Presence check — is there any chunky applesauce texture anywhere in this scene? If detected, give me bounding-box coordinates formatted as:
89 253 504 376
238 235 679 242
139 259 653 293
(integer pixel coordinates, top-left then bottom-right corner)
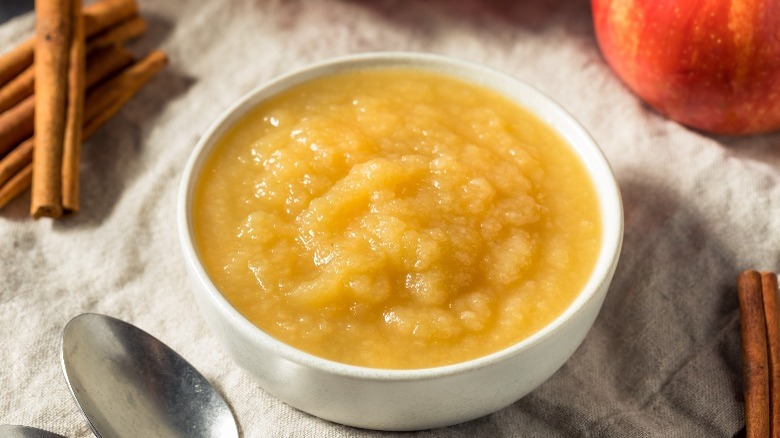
193 68 601 369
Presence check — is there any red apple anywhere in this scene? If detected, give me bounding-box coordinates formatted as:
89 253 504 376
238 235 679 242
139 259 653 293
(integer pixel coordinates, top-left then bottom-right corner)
591 0 780 135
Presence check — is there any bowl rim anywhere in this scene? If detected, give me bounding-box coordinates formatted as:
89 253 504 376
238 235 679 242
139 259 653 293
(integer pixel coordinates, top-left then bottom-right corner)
177 51 623 381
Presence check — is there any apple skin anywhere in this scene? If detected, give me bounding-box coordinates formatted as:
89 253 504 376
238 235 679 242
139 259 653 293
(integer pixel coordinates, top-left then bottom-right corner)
592 0 780 135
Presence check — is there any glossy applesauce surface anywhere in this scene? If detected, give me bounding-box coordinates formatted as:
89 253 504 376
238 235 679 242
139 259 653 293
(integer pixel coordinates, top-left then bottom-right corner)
193 68 601 369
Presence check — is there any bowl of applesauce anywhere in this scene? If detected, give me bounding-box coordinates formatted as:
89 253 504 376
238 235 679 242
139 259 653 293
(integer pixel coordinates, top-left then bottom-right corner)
177 52 623 431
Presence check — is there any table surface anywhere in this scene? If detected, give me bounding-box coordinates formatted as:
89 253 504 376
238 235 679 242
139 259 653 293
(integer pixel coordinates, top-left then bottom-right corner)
1 1 778 436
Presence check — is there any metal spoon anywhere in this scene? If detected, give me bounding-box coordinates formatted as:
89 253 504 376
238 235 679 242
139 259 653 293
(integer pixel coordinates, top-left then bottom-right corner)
0 425 66 438
60 313 238 438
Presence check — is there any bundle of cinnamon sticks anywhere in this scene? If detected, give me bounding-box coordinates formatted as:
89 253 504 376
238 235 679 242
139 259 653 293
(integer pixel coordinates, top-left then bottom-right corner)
738 270 780 438
0 0 167 217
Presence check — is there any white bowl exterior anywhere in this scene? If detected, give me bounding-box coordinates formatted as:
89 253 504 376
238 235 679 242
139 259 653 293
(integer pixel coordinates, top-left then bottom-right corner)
178 52 623 431
186 259 611 430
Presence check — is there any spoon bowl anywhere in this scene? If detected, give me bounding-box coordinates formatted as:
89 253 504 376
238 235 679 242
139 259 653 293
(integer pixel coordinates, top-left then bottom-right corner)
60 313 238 438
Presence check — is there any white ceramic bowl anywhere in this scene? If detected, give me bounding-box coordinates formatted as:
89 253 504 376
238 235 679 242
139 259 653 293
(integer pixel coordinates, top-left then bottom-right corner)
177 52 623 431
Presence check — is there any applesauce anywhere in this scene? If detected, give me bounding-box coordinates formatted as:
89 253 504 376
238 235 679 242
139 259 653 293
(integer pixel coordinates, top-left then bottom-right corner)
193 68 601 369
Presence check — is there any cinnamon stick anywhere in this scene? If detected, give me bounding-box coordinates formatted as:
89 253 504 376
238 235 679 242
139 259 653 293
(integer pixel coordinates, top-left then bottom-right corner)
62 0 86 214
0 39 34 89
87 16 146 53
31 0 75 218
0 50 167 210
0 63 34 114
0 96 34 156
0 163 31 210
85 46 135 93
0 20 140 116
761 272 780 437
739 270 771 438
82 0 139 36
0 45 133 160
0 0 138 89
0 139 32 189
82 50 167 123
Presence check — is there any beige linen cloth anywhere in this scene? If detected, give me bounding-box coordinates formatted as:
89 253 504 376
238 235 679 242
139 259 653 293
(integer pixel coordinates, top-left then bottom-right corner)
1 0 778 436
